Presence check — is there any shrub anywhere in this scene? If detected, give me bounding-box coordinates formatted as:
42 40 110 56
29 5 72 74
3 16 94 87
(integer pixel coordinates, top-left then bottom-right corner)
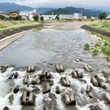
98 12 107 20
95 42 101 48
84 43 90 50
102 46 110 56
40 16 44 22
92 49 100 56
33 15 39 22
56 15 60 20
0 15 5 20
15 16 22 20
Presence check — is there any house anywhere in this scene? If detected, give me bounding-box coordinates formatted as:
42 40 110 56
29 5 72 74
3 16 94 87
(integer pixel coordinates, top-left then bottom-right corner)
9 11 19 19
41 15 57 20
19 9 39 21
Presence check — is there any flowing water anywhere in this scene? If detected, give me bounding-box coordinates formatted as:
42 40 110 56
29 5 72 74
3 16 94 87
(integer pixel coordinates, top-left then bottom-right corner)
0 28 109 110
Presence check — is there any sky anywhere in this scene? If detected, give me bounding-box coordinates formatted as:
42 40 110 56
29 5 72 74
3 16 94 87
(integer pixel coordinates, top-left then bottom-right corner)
0 0 110 10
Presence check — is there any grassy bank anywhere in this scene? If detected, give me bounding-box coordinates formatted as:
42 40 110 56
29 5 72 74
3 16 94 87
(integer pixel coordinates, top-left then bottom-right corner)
90 20 110 32
84 32 110 61
0 20 38 31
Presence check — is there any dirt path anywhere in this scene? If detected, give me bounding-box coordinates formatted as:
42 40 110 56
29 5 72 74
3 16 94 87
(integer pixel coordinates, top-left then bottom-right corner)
44 21 90 30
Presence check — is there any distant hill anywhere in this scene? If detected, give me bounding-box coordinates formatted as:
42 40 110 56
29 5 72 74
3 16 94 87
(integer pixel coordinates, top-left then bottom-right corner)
0 3 104 17
0 3 33 12
44 6 103 17
0 3 54 14
36 8 55 14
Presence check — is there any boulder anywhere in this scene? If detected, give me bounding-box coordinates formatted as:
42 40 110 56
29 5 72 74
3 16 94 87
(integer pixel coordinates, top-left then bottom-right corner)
55 64 64 73
100 82 110 90
21 90 35 105
95 105 101 110
89 105 96 110
31 75 40 85
103 92 110 103
43 83 51 94
63 93 76 105
64 94 70 105
69 93 76 105
21 90 27 105
13 85 19 94
27 92 35 105
14 72 18 79
41 70 51 80
107 76 110 84
8 73 14 79
83 64 93 72
56 86 60 94
102 69 110 76
27 65 35 73
23 75 29 84
76 69 83 78
72 70 78 78
0 66 8 73
91 77 98 87
60 77 71 86
3 106 9 110
86 85 92 93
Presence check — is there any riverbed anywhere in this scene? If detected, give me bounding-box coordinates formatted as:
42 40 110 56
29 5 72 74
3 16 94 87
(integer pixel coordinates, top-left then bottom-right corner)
0 21 109 110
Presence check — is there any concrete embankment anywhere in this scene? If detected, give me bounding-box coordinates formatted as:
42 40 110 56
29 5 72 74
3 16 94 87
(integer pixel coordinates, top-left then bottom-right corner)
81 25 110 37
0 24 42 51
0 24 42 40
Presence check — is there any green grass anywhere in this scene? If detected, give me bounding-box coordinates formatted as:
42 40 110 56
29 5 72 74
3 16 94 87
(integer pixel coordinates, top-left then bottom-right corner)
99 35 110 42
84 43 90 50
106 56 110 61
101 46 110 56
94 42 102 48
90 20 110 32
34 27 43 31
92 49 100 56
0 20 38 31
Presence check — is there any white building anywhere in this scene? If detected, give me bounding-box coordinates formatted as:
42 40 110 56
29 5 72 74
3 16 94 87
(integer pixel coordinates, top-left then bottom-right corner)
59 14 73 19
59 13 83 20
41 15 57 20
19 9 39 21
0 10 9 18
83 16 87 19
106 15 110 19
73 13 82 19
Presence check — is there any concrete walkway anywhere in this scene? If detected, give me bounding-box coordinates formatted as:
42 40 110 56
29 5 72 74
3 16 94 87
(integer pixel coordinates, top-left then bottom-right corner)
0 30 30 51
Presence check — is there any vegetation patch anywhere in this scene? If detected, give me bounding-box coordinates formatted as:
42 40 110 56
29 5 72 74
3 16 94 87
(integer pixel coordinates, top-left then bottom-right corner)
90 20 110 32
84 43 90 50
34 26 43 31
101 46 110 56
0 20 38 31
92 49 100 56
94 42 102 48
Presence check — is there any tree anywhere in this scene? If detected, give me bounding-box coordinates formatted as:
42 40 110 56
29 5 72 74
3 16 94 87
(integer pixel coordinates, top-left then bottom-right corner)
33 15 39 22
0 15 5 20
56 15 59 20
98 13 107 20
15 15 22 20
40 16 44 22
